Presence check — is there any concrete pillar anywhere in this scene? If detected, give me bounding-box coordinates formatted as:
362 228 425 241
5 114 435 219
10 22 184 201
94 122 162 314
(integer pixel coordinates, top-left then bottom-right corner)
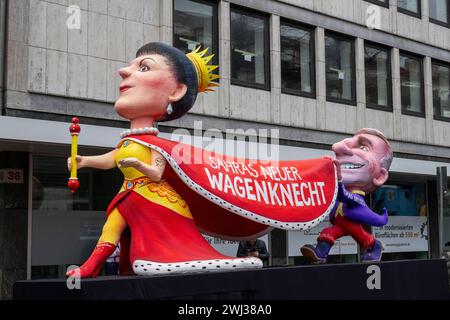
391 48 402 140
218 0 230 118
355 37 366 129
270 14 281 124
419 0 430 43
159 0 173 45
423 56 434 144
315 27 326 130
390 0 398 34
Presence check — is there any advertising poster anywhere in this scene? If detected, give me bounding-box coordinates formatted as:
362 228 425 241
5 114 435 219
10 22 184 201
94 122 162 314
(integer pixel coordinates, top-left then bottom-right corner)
373 216 428 253
288 216 429 256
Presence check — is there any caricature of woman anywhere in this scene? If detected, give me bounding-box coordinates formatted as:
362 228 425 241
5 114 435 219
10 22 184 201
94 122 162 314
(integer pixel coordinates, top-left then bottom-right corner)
66 42 338 278
66 43 265 278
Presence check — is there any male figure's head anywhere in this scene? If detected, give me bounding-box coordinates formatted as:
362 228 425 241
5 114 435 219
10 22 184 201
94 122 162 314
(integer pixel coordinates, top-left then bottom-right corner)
332 128 393 193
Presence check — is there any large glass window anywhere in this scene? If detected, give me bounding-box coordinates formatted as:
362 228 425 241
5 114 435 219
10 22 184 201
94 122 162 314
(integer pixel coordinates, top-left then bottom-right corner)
429 0 450 26
432 60 450 120
173 0 218 65
325 32 356 104
371 182 428 260
400 52 424 116
280 21 315 97
230 7 270 90
365 43 392 110
397 0 421 17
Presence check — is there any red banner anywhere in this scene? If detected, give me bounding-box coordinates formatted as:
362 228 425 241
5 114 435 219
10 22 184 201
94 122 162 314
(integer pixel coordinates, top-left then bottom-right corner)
123 135 338 240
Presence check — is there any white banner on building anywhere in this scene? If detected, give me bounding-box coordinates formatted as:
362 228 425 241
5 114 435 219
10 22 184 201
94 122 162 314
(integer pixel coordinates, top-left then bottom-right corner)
373 216 428 253
288 216 429 256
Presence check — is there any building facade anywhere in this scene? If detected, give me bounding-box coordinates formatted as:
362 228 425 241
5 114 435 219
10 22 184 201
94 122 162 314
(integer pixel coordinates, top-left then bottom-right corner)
1 0 450 299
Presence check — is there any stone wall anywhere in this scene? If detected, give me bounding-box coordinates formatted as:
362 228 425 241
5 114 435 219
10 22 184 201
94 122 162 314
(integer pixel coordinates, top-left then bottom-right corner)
4 0 450 152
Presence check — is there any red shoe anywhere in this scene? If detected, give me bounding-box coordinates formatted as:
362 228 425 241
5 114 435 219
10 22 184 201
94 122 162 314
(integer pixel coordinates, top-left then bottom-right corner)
66 242 116 278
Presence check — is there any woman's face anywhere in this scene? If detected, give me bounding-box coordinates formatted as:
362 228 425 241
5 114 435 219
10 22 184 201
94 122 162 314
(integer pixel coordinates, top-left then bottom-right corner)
115 53 187 121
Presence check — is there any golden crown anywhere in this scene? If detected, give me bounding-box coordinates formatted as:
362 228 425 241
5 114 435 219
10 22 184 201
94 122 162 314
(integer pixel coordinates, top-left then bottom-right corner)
186 47 220 93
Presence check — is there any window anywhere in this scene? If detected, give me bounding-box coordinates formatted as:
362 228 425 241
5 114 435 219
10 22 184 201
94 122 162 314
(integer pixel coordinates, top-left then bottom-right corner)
400 52 424 116
230 7 270 90
173 0 218 65
397 0 421 17
371 182 429 260
432 60 450 120
364 0 389 8
429 0 450 26
280 20 315 97
325 32 356 105
364 43 392 110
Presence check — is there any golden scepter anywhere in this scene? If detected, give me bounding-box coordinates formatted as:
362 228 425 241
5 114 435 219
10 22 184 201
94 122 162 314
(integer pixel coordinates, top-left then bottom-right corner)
68 117 81 193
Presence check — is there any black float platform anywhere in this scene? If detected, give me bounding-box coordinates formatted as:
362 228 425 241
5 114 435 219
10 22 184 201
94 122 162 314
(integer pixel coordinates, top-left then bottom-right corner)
14 259 449 300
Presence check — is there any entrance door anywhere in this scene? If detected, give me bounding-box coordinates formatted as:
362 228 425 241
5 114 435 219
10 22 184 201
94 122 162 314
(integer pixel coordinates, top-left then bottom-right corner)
437 167 450 256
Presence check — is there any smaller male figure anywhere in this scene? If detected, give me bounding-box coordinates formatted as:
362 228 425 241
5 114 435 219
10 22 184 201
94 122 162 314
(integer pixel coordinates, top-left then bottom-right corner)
301 128 392 263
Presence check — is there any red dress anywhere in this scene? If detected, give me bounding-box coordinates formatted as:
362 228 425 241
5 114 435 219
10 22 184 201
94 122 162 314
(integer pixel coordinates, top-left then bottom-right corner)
108 138 263 275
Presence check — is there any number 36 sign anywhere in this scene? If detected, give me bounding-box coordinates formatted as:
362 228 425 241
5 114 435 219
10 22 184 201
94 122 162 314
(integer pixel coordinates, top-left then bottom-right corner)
0 169 24 184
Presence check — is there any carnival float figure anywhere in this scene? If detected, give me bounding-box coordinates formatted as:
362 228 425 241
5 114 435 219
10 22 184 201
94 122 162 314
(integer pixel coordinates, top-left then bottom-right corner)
66 42 339 278
301 128 393 263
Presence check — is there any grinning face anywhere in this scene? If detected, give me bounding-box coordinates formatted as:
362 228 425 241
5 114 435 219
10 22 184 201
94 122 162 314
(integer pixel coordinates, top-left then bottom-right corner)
332 133 390 192
114 54 187 122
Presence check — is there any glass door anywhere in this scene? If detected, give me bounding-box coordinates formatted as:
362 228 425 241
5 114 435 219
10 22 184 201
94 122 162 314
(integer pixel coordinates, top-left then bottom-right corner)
437 166 449 257
31 154 122 279
442 181 450 253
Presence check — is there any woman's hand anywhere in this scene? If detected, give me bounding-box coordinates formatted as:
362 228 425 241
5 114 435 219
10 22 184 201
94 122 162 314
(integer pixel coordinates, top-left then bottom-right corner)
67 155 85 171
118 157 142 169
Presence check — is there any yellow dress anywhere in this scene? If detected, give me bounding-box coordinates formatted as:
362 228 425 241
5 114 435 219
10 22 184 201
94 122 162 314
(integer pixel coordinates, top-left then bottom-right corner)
113 139 192 219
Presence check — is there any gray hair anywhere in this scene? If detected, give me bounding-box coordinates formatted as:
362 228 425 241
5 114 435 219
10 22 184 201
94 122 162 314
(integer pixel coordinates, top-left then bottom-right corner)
355 128 393 171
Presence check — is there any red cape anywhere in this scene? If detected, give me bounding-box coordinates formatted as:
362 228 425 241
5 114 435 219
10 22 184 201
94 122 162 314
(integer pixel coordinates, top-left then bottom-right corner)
114 134 337 240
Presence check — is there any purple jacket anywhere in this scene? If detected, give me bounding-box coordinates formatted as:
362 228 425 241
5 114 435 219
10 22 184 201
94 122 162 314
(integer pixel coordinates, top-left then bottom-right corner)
329 182 388 227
